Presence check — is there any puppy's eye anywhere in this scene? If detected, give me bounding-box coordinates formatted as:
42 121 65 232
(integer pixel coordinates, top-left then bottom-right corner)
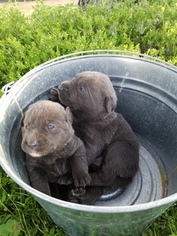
78 86 85 93
47 124 55 130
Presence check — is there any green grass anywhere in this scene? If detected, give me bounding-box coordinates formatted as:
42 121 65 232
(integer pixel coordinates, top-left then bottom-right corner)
1 0 177 235
0 167 66 236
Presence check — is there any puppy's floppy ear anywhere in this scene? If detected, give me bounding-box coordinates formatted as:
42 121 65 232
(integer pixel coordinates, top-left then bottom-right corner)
65 107 73 124
104 96 117 113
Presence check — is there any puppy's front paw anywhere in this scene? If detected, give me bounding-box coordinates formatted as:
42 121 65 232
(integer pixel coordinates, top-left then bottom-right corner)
68 187 86 203
49 87 60 102
73 172 91 188
70 186 104 205
71 187 86 197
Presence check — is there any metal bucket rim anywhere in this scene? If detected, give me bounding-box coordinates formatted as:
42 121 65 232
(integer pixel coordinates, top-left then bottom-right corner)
6 50 177 89
3 50 177 99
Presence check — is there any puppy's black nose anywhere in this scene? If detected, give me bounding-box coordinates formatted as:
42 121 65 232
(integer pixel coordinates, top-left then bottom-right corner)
27 141 38 148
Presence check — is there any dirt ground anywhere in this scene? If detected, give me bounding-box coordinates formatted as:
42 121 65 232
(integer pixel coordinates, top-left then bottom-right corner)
0 0 78 15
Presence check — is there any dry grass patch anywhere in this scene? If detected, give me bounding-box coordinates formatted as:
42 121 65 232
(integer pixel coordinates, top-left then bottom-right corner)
0 0 78 15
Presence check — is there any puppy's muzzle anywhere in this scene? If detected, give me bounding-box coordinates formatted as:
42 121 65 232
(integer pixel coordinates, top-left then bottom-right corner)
58 87 68 92
58 81 70 92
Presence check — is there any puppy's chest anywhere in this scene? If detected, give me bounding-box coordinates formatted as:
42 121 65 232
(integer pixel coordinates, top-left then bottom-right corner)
41 158 70 177
75 124 114 147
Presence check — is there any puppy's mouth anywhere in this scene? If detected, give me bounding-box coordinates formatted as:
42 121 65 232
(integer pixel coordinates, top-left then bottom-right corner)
21 142 52 158
27 151 44 158
27 148 57 158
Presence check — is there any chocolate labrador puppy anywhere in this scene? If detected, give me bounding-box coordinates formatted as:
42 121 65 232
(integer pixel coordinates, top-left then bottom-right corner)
21 100 91 198
50 71 140 204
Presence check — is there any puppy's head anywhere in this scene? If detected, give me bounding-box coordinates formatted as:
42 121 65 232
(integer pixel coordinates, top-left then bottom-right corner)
21 100 74 158
58 71 117 119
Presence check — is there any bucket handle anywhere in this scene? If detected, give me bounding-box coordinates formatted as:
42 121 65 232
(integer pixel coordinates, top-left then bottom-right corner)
1 81 15 95
1 81 24 117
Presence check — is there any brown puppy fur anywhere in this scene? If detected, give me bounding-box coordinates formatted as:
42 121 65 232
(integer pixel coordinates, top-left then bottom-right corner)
50 71 140 204
21 100 91 197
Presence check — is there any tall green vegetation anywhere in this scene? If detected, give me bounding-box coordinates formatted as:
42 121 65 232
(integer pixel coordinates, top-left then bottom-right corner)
1 0 177 89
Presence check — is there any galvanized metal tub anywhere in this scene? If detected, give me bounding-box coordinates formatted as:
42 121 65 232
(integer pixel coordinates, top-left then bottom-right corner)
1 50 177 235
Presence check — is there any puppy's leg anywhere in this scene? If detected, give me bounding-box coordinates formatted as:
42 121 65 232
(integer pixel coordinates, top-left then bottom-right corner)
70 144 91 187
90 173 133 189
89 141 139 188
26 157 51 195
68 144 91 197
72 141 139 204
27 166 51 195
57 143 91 197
